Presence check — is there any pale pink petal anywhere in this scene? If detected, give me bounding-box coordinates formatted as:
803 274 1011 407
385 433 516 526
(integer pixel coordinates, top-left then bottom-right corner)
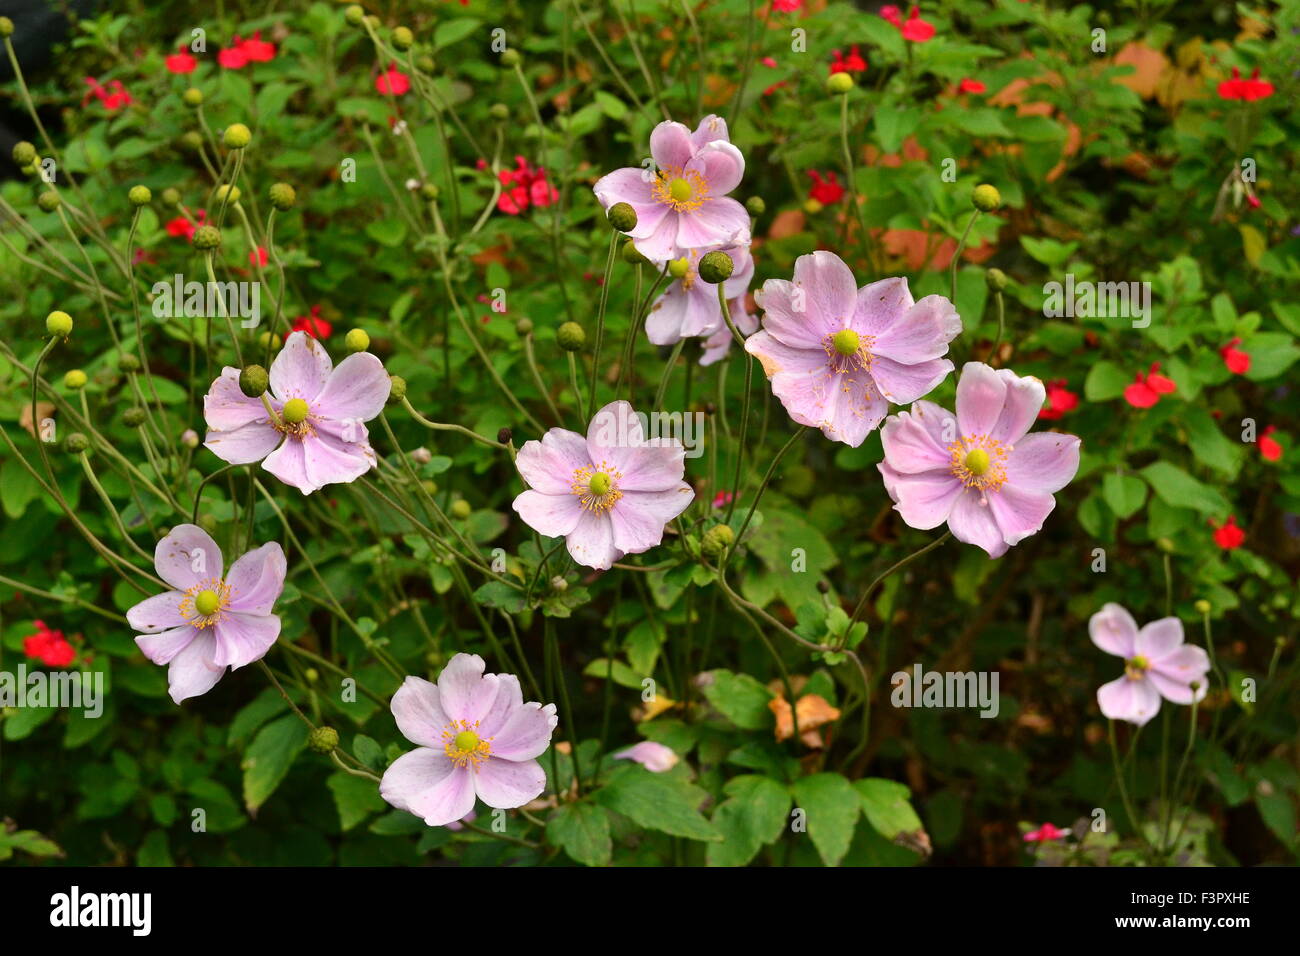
513 490 583 539
437 653 493 722
127 591 189 634
754 279 831 350
1004 433 1081 494
473 757 547 809
1147 667 1209 706
154 524 223 590
869 356 953 405
262 438 312 494
645 279 712 345
614 741 679 772
610 485 693 553
566 509 621 570
478 674 523 739
649 120 696 171
307 419 377 487
743 328 819 377
769 363 886 447
515 427 591 495
691 114 730 147
618 445 687 493
632 209 683 262
135 625 197 665
1135 618 1185 661
685 140 745 196
674 196 750 250
991 370 1045 443
166 631 226 704
224 542 286 615
211 611 280 669
312 352 390 421
586 400 645 473
391 676 453 748
792 251 858 332
852 276 915 339
269 331 333 403
878 463 963 530
490 701 558 761
380 749 477 826
1089 603 1139 658
593 167 671 239
947 492 1008 557
1097 675 1161 726
204 367 274 430
880 410 951 473
204 419 283 465
910 400 960 448
955 361 1007 438
987 484 1055 546
868 294 961 364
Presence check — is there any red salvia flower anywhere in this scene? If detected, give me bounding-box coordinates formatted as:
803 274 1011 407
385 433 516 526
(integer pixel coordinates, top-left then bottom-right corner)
292 305 333 339
23 620 77 668
807 169 845 205
376 63 411 96
1220 338 1250 375
240 30 277 63
165 45 197 74
1038 379 1078 420
249 246 268 268
83 77 132 111
958 78 986 94
1260 426 1283 462
829 45 867 75
900 7 935 42
1123 363 1175 408
218 38 249 69
879 5 903 26
1024 823 1069 843
165 209 207 242
495 156 558 215
1211 515 1245 550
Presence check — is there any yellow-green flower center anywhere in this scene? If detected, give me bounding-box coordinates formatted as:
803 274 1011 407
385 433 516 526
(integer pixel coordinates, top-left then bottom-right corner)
453 730 480 752
194 589 220 616
668 257 690 279
832 329 861 356
964 448 991 476
1124 655 1149 680
588 472 612 496
282 398 309 424
669 177 693 203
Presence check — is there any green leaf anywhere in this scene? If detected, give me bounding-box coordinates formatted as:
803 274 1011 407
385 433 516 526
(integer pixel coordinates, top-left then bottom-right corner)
1139 462 1231 516
793 773 859 866
707 775 791 867
241 714 307 813
434 17 482 50
1084 360 1130 401
702 669 773 730
547 803 613 866
1101 473 1147 520
594 765 718 841
854 778 924 841
328 771 385 831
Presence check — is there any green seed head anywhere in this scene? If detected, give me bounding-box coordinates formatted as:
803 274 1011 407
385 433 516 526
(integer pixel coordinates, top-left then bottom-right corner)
118 353 141 373
489 103 509 121
828 72 854 95
214 184 241 203
387 375 407 404
745 196 766 216
37 191 60 213
607 202 638 232
239 365 269 398
123 407 147 429
985 267 1008 292
344 5 364 27
269 182 297 211
222 123 252 149
453 730 480 751
180 131 203 151
668 257 691 280
308 726 340 754
162 187 181 206
557 321 586 351
282 398 309 424
832 328 861 356
64 433 90 455
499 48 521 68
450 499 472 520
588 472 612 496
515 317 534 336
182 87 203 107
668 177 693 203
46 311 73 337
701 524 736 559
971 183 1001 212
192 225 222 251
392 26 414 51
0 17 14 38
1194 599 1211 615
964 448 991 476
698 251 734 284
622 239 649 266
128 185 152 206
64 369 88 390
12 141 36 166
345 328 370 353
194 589 220 616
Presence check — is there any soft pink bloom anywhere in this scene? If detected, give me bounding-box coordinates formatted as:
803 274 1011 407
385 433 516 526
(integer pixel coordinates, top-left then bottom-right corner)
592 114 750 262
127 524 286 704
744 251 960 447
1024 822 1069 843
1090 603 1210 726
202 331 390 495
647 245 753 346
512 401 695 570
878 362 1081 557
700 296 758 366
380 654 557 827
614 741 680 772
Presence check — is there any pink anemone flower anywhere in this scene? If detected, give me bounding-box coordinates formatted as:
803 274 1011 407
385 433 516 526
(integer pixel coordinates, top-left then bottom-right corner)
878 362 1081 557
380 654 557 826
1090 603 1210 726
127 524 286 704
646 245 754 346
744 251 961 447
512 401 695 570
202 331 391 495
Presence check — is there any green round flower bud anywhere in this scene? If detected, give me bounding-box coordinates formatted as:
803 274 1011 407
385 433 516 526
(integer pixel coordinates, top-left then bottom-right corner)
500 48 521 68
64 433 91 455
557 321 586 351
607 202 638 232
12 141 37 166
128 185 152 206
971 183 1001 213
282 398 309 424
450 499 472 520
37 191 60 213
985 268 1008 292
701 524 735 558
745 196 766 216
1194 599 1211 615
180 131 203 151
123 407 147 428
239 365 269 398
392 26 414 50
268 182 297 211
387 374 407 404
45 311 73 337
192 225 221 251
698 251 734 284
622 240 649 266
198 513 219 535
308 726 340 754
0 17 13 37
1156 537 1176 554
668 257 690 280
117 353 141 373
64 369 88 390
162 187 181 206
258 331 282 350
344 5 364 27
214 183 241 203
181 429 200 449
827 72 854 95
182 87 203 107
489 103 510 121
305 667 320 683
222 123 252 149
345 328 370 353
803 198 824 215
515 317 534 336
550 575 568 592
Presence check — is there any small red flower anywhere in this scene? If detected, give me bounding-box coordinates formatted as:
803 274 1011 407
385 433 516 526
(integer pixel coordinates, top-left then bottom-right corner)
958 77 986 94
1260 426 1283 462
23 620 77 668
249 246 269 268
1123 363 1176 408
1024 822 1068 843
1219 67 1274 102
1220 338 1250 375
879 5 903 26
165 45 197 75
376 63 411 96
807 169 845 205
83 77 132 112
218 38 249 70
165 208 207 242
293 305 332 339
495 156 558 215
712 491 734 509
770 0 802 11
240 30 277 63
899 7 935 42
1038 379 1078 420
829 45 867 75
1211 515 1245 550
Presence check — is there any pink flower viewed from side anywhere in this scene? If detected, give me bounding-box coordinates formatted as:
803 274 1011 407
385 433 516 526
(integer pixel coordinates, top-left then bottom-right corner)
127 524 286 704
512 401 695 570
878 362 1081 558
380 654 558 826
646 245 754 346
1090 603 1210 726
592 114 750 262
614 741 680 772
744 251 961 447
202 331 391 495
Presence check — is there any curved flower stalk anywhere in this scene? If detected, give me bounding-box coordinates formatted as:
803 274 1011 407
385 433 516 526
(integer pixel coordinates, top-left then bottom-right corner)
1090 603 1210 725
380 654 558 827
646 244 754 346
593 114 750 262
126 524 286 704
700 296 759 366
878 362 1081 558
202 331 391 494
512 400 694 570
744 251 961 447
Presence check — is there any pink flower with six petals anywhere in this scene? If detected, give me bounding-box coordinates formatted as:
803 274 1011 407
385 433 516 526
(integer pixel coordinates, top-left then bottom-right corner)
1090 603 1210 726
